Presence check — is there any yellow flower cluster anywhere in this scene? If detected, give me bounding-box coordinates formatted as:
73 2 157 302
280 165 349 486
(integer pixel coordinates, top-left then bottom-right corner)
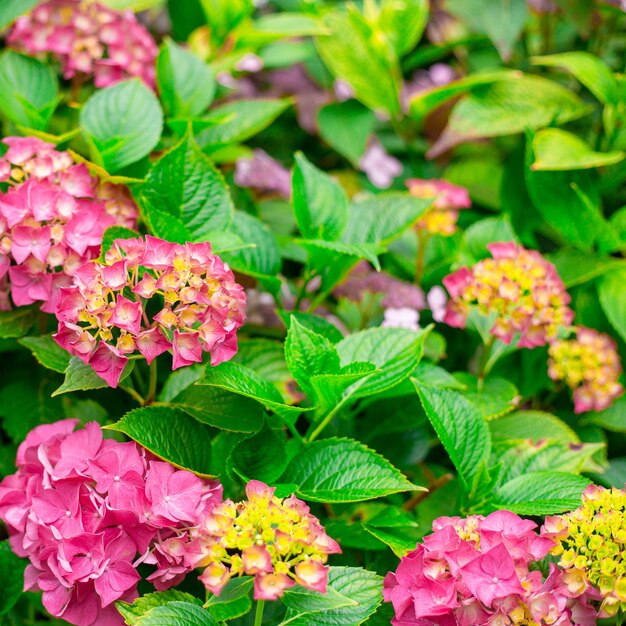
187 480 340 600
542 485 626 618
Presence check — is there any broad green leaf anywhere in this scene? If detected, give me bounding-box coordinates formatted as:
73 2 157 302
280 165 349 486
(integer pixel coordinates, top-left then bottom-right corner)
19 335 71 373
229 419 288 483
106 405 213 476
532 51 619 104
221 211 282 292
492 471 589 515
447 0 527 60
598 268 626 343
198 361 309 422
80 79 163 173
285 317 340 396
196 99 291 149
280 312 344 344
284 437 423 502
140 132 232 242
430 75 591 157
0 51 59 130
239 13 327 45
458 216 519 264
362 507 421 557
292 152 349 241
532 128 624 170
309 362 378 412
159 364 204 402
548 250 626 287
157 39 215 118
130 601 218 625
414 383 491 493
198 0 253 47
409 70 517 121
0 0 38 30
379 0 429 56
280 566 382 626
342 193 432 245
53 357 134 395
298 239 382 272
412 363 467 390
0 540 25 616
583 395 626 433
336 327 429 398
282 584 357 613
315 8 402 116
170 385 264 432
317 101 376 165
117 592 203 625
205 577 253 621
490 411 579 442
593 457 626 488
0 306 38 338
455 374 519 420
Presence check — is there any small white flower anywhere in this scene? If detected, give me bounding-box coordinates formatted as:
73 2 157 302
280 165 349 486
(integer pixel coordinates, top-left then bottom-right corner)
382 307 420 331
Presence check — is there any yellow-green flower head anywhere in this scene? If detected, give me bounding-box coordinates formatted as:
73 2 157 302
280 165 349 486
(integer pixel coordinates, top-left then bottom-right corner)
548 326 624 414
186 480 341 601
541 484 626 617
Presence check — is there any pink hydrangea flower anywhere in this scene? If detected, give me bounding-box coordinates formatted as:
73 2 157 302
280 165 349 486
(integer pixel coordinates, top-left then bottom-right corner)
548 326 624 413
0 136 138 312
53 235 246 387
384 511 597 625
360 138 403 189
234 149 291 199
442 242 574 348
7 0 157 89
0 420 222 626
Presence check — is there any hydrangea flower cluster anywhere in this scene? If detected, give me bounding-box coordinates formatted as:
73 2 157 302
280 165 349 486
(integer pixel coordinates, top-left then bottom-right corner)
185 480 341 601
443 242 574 348
547 326 624 414
406 178 472 235
542 484 626 618
383 511 597 626
0 136 138 312
0 420 222 626
53 235 246 387
7 0 157 89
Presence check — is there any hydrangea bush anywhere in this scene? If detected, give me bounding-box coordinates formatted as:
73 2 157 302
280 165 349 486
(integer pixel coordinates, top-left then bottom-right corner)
0 1 625 625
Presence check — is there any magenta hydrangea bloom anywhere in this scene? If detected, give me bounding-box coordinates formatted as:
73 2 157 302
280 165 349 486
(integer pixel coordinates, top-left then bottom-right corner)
7 0 157 89
53 235 247 387
383 511 598 626
0 136 138 313
0 420 222 626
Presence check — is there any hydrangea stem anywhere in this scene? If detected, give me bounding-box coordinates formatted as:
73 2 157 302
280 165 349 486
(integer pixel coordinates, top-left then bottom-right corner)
253 599 265 626
145 359 158 405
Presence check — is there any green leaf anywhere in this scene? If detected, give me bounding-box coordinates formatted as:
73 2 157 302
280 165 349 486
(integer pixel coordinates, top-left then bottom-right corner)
127 601 218 626
98 226 141 261
280 566 382 626
0 0 38 30
0 306 38 338
19 335 71 373
198 361 309 422
0 540 26 616
317 101 376 165
362 507 421 557
447 0 527 60
458 216 519 264
140 131 233 241
157 39 215 118
532 51 619 104
281 312 344 344
282 584 357 613
80 79 163 173
342 193 432 245
414 383 491 493
285 317 340 396
583 396 626 433
490 410 579 443
492 471 589 515
198 0 253 47
456 375 519 421
315 8 402 116
336 327 429 398
309 362 378 412
292 152 349 241
53 357 134 395
430 75 591 157
0 51 59 130
239 13 327 46
204 577 253 621
117 592 203 625
532 128 624 170
171 385 264 432
196 99 291 149
229 419 288 483
298 239 381 272
106 405 213 476
284 437 423 503
598 268 626 343
548 250 626 287
379 0 429 56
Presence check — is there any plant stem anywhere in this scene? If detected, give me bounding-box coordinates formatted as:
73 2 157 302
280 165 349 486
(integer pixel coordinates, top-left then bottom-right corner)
119 384 144 405
254 600 265 626
145 359 158 405
415 229 429 284
477 335 495 388
306 396 349 442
